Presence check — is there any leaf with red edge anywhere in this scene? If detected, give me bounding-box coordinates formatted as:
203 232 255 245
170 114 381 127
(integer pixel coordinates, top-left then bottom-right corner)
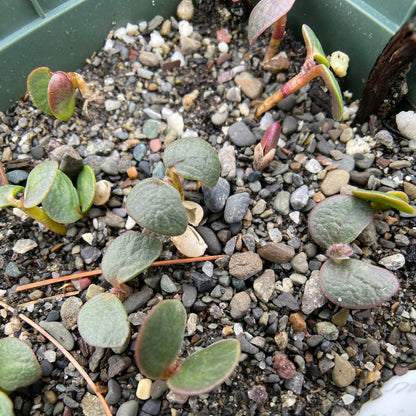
27 67 53 115
302 24 329 66
247 0 296 47
47 71 75 120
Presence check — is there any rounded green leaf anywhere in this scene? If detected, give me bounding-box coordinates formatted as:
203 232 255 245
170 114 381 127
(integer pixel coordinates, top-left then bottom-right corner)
42 170 82 223
0 337 41 391
163 138 220 187
320 259 400 309
0 185 24 208
308 194 373 248
126 178 188 236
302 24 329 66
102 232 162 285
168 339 241 395
0 391 13 416
27 67 53 115
48 71 75 121
352 189 416 214
23 160 58 208
135 300 186 380
78 293 130 348
77 165 96 213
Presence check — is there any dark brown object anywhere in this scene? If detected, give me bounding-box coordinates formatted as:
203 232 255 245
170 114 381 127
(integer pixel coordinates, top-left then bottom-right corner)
354 18 416 125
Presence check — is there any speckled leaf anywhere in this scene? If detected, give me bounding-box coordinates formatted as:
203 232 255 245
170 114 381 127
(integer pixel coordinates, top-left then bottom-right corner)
27 67 53 115
48 71 75 120
78 293 130 348
102 232 162 285
135 300 186 380
316 64 343 121
0 337 41 391
247 0 296 46
126 178 187 236
320 259 400 309
77 165 96 213
23 160 58 208
0 391 13 415
308 194 373 248
352 189 416 214
0 185 24 207
42 170 82 223
163 138 220 187
302 24 329 66
168 339 241 395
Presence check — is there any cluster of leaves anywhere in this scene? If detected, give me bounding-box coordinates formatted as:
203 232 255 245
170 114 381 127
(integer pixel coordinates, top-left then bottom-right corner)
248 0 344 120
27 67 93 120
308 190 415 309
0 160 95 235
0 337 41 416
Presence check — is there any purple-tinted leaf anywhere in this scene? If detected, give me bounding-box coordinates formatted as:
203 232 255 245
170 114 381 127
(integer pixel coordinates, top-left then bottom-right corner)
27 67 53 115
247 0 296 47
48 72 75 121
316 64 343 121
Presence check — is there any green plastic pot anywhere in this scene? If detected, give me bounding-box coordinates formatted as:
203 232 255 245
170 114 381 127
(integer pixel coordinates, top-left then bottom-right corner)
0 0 182 112
288 0 416 104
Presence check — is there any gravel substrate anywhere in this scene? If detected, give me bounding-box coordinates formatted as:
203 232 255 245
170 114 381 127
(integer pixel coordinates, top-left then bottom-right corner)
1 2 416 416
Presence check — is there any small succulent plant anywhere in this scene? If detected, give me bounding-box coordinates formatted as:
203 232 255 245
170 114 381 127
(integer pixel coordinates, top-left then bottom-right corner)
27 67 96 120
253 121 281 171
135 300 240 395
308 190 415 309
253 24 344 121
0 337 41 416
0 160 95 235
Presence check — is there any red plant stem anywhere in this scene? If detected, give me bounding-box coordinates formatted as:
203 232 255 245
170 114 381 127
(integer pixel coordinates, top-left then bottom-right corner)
255 64 321 119
15 254 227 292
0 299 112 416
264 15 287 63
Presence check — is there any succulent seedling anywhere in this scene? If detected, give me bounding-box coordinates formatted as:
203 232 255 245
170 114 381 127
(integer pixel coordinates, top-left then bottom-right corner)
27 67 96 120
135 300 240 395
253 24 344 120
253 121 281 171
0 337 41 416
307 191 415 309
247 0 296 70
126 137 220 256
0 160 95 235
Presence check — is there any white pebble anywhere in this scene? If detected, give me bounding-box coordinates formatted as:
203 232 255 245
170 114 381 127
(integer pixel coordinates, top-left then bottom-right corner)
342 393 355 405
396 111 416 141
44 350 56 363
167 112 184 136
178 20 193 37
170 51 185 66
218 41 229 53
13 239 38 254
149 31 165 48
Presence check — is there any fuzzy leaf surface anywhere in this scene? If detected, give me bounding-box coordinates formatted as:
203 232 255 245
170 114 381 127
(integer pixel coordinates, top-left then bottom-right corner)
42 170 82 223
102 232 162 285
135 300 186 380
247 0 296 46
23 160 58 208
78 293 130 348
352 189 416 214
126 178 187 236
47 71 75 120
320 259 400 309
76 165 96 213
317 64 343 121
0 391 13 416
308 195 373 248
0 337 41 391
27 67 53 115
163 138 220 187
168 339 241 395
0 185 24 207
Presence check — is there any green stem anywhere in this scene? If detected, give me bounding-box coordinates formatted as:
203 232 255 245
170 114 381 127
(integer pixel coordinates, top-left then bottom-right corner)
18 202 67 235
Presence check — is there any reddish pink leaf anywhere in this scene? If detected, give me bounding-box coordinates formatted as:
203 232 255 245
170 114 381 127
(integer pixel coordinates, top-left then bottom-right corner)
216 28 232 43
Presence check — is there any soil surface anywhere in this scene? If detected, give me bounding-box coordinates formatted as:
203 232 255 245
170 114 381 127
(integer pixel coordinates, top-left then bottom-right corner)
1 2 416 416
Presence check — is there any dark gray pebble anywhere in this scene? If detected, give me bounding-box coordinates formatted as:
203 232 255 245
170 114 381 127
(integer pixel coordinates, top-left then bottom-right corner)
281 116 297 135
30 145 45 160
102 158 119 175
284 373 304 395
5 261 22 277
133 143 147 161
107 355 131 379
123 286 153 314
105 379 122 405
63 395 79 409
80 246 101 265
190 271 216 293
231 277 246 291
46 309 60 322
203 177 230 213
196 226 222 254
84 155 105 174
182 284 197 308
272 292 300 311
228 121 257 147
40 359 54 377
306 334 324 348
277 95 297 112
116 400 139 416
6 169 28 184
224 193 250 224
141 399 162 416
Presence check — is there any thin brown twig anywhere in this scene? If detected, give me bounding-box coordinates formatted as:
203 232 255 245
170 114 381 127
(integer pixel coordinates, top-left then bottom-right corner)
15 254 227 292
0 299 112 416
17 290 80 307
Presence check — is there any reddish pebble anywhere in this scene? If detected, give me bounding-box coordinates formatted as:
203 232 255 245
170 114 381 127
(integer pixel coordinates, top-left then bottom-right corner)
216 28 232 43
126 166 138 179
273 353 296 379
150 139 162 152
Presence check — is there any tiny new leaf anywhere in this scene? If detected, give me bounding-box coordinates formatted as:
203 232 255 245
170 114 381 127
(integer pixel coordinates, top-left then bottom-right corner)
47 71 76 121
